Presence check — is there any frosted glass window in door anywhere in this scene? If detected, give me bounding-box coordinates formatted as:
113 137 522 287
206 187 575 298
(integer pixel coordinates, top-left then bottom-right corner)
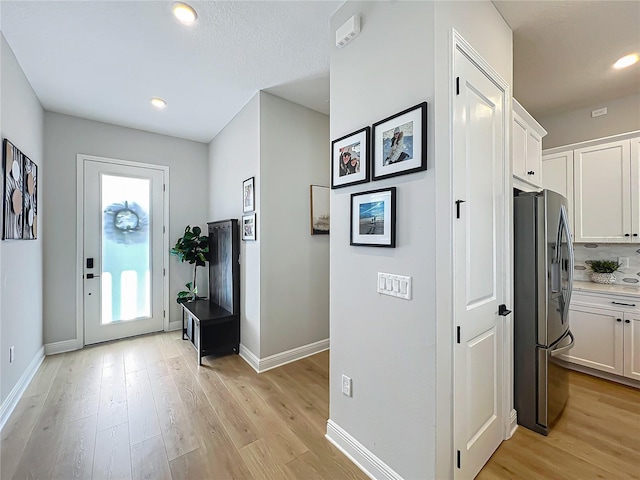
101 174 151 324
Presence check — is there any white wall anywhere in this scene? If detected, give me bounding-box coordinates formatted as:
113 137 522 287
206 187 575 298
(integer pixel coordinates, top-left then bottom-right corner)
328 2 512 479
0 34 44 404
329 3 437 479
539 93 640 149
208 93 262 356
259 92 329 357
42 112 209 344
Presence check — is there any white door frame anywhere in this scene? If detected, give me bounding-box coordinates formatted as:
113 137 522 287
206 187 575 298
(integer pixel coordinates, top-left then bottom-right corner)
76 154 170 348
435 29 513 478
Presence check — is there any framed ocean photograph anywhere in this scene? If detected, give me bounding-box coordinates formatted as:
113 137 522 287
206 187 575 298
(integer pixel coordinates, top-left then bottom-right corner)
350 187 396 247
372 102 427 181
310 185 329 235
331 127 370 189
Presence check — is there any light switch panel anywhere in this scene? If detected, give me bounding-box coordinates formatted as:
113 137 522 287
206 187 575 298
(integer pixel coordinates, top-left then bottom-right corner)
377 272 412 300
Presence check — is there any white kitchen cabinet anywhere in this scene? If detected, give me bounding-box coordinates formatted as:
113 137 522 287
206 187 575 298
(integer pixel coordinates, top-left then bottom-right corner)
623 312 640 381
561 304 624 375
542 150 574 236
573 138 638 243
562 292 640 382
513 99 546 189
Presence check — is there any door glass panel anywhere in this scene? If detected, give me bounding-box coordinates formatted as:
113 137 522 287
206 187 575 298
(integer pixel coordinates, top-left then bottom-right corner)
101 174 151 324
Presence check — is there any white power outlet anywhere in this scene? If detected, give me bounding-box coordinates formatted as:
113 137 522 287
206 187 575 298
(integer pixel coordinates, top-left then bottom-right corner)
342 374 352 397
9 346 14 363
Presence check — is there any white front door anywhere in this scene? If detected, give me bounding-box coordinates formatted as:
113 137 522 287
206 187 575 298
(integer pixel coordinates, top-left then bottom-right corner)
83 157 166 345
453 47 506 479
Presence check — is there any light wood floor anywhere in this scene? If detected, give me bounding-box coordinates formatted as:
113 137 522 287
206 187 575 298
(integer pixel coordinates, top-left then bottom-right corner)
3 333 639 480
1 331 367 480
479 370 640 479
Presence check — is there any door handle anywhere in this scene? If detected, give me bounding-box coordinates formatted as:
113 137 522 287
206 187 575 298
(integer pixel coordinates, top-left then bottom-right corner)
550 330 575 357
498 304 512 316
455 200 466 219
86 273 101 279
612 301 636 307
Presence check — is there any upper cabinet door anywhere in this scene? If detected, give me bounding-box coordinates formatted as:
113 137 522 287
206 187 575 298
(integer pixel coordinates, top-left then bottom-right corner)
512 99 546 188
542 150 574 238
574 140 631 243
631 137 640 240
526 130 543 187
512 114 528 182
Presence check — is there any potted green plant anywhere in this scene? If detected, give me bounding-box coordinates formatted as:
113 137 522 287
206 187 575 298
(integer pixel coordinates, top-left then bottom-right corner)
588 259 622 285
170 225 209 302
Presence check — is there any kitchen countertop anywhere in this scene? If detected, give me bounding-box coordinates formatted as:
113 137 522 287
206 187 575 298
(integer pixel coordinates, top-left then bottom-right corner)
573 280 640 299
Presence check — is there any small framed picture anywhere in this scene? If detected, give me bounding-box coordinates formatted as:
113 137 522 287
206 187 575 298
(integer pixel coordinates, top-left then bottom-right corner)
372 102 427 181
243 176 255 213
331 127 370 189
350 187 396 247
242 213 256 241
310 185 330 235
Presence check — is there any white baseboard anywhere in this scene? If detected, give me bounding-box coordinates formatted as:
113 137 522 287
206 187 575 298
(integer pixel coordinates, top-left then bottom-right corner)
0 346 45 431
168 321 182 332
239 338 329 373
239 344 260 373
556 359 640 389
44 338 80 355
325 419 403 480
509 409 518 438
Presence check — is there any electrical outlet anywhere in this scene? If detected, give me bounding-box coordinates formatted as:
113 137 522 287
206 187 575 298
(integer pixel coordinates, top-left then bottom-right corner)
342 374 352 397
9 346 14 364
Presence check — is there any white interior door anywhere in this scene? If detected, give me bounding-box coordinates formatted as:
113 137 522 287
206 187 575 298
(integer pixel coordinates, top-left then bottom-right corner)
453 47 506 479
83 158 165 345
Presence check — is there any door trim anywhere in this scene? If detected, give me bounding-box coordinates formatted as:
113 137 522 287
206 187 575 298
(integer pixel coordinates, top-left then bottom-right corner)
75 154 170 348
447 29 512 478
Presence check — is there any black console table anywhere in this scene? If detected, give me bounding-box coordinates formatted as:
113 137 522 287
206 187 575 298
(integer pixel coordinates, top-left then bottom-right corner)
181 219 240 365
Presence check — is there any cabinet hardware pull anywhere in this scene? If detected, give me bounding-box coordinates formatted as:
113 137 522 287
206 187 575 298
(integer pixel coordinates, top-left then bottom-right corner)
617 318 622 322
634 234 638 237
612 301 636 307
625 233 631 237
625 319 631 323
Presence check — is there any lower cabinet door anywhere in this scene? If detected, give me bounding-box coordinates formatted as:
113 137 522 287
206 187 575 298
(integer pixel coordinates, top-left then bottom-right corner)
623 313 640 381
561 305 624 375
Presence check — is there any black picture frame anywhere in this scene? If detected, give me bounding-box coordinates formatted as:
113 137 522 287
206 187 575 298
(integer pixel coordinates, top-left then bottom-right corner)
372 102 427 181
3 138 38 240
242 213 256 241
243 176 255 213
331 127 370 189
350 187 396 247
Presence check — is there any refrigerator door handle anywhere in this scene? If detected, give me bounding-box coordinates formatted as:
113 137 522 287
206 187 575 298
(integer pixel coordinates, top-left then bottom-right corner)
550 330 575 357
558 205 574 319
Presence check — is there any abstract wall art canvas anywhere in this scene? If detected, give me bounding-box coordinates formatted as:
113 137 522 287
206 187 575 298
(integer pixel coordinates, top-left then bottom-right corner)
3 138 38 240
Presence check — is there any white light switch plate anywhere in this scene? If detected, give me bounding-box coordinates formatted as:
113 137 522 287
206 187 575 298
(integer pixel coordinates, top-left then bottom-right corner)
377 272 412 300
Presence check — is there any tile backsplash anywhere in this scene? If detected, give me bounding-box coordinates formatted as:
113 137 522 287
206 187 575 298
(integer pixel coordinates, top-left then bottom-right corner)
573 243 640 284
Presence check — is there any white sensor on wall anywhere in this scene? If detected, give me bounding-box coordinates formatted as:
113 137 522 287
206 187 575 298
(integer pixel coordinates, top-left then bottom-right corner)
336 14 360 48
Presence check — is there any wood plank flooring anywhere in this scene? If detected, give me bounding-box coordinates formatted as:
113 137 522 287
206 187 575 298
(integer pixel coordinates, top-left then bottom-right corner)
479 370 640 479
3 331 638 479
1 331 366 480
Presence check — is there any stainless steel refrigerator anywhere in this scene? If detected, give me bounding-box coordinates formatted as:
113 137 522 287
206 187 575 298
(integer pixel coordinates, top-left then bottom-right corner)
514 189 575 435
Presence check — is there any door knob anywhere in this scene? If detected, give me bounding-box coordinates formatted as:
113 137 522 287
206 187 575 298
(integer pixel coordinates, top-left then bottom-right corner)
498 304 512 316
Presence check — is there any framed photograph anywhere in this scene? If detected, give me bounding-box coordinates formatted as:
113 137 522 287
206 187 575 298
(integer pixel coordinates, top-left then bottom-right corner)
242 213 256 241
350 187 396 247
3 139 25 240
310 185 329 235
331 127 370 189
243 176 255 213
372 102 427 181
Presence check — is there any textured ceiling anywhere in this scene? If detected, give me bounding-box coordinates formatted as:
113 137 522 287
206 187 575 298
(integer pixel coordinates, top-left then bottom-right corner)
494 0 640 119
0 1 340 143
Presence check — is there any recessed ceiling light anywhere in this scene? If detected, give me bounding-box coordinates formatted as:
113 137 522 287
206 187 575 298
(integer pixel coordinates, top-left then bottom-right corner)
613 53 639 69
172 2 197 25
150 97 167 109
